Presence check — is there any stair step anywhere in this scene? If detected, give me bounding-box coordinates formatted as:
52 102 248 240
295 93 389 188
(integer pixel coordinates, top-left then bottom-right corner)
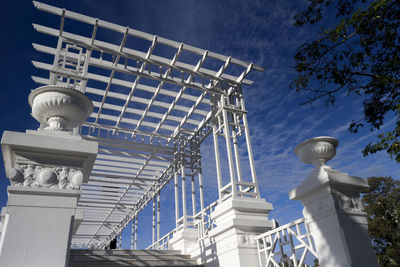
68 249 202 267
69 256 195 261
70 249 184 256
69 255 196 262
69 259 200 267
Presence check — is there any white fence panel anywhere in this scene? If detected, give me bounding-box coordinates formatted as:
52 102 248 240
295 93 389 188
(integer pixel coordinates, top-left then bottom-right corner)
255 218 318 267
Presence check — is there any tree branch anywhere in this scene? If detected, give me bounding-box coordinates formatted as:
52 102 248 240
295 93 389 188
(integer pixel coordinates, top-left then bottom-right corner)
300 82 348 105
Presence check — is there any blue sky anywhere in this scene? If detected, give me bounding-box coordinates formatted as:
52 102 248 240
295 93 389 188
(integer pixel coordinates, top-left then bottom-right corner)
0 0 399 249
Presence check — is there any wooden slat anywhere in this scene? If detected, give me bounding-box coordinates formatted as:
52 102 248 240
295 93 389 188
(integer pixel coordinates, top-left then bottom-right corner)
31 4 260 82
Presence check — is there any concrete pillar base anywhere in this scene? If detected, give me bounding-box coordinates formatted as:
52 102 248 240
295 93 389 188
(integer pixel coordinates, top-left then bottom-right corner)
170 227 198 254
0 186 81 267
206 197 274 267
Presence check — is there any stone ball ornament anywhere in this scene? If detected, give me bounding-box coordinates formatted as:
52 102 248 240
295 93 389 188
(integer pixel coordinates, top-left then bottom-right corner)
36 168 58 188
70 171 84 189
28 85 93 131
294 136 338 167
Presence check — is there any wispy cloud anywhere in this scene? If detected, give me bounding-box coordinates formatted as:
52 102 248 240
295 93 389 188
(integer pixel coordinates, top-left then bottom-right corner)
2 0 399 248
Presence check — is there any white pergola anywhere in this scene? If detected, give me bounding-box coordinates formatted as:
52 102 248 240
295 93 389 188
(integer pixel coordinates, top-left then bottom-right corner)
31 1 264 249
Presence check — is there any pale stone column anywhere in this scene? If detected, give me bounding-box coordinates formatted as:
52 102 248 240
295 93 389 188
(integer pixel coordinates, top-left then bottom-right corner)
289 136 379 267
207 197 274 267
170 197 274 267
170 227 199 254
0 85 97 266
0 187 81 266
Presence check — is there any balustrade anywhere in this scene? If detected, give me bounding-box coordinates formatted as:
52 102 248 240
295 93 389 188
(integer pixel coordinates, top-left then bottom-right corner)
255 218 317 267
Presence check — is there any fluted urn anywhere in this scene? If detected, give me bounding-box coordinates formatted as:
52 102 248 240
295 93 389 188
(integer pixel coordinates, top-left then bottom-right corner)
294 136 338 167
28 85 93 131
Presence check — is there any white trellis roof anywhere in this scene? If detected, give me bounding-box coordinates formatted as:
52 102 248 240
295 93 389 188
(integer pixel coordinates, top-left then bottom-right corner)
31 1 263 247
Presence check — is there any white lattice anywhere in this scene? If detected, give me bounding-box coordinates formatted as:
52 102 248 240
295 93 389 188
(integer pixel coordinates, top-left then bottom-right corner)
255 218 318 267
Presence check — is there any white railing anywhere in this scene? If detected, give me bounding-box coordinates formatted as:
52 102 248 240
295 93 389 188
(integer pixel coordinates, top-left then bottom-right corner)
147 200 218 250
146 228 177 250
255 218 318 267
193 200 218 239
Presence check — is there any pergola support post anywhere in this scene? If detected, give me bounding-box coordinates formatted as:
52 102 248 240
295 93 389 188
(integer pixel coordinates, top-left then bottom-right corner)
152 196 156 244
191 170 196 217
181 166 187 228
170 132 203 254
211 91 261 199
198 168 205 216
240 96 260 196
134 217 138 249
131 216 135 250
212 122 223 200
157 192 160 242
174 172 179 228
221 98 238 196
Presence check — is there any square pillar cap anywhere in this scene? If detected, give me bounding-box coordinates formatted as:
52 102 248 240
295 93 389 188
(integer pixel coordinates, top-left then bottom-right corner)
1 130 98 183
289 166 369 201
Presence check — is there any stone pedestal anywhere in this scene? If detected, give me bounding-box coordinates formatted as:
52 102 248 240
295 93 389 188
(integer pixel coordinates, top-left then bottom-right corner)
0 187 80 267
170 227 198 254
207 197 274 267
290 136 379 267
0 130 97 266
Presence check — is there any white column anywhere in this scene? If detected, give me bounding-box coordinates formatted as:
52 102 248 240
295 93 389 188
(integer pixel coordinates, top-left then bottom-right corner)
240 97 259 196
231 98 243 183
181 166 187 227
232 133 243 183
198 169 205 213
152 196 156 244
157 192 160 241
212 122 223 199
289 136 379 267
221 99 237 196
131 217 135 250
134 216 138 249
174 172 180 228
191 171 196 216
170 165 198 254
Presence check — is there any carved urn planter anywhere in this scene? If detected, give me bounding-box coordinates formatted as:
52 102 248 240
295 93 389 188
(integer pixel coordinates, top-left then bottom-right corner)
294 136 338 167
28 85 93 131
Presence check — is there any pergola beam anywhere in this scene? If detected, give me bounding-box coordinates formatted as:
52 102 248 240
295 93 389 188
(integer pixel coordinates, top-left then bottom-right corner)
30 65 209 117
33 24 230 95
33 1 263 80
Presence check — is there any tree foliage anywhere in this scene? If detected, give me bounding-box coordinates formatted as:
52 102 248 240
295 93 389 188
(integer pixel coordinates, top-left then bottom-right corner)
362 177 400 266
293 0 400 162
